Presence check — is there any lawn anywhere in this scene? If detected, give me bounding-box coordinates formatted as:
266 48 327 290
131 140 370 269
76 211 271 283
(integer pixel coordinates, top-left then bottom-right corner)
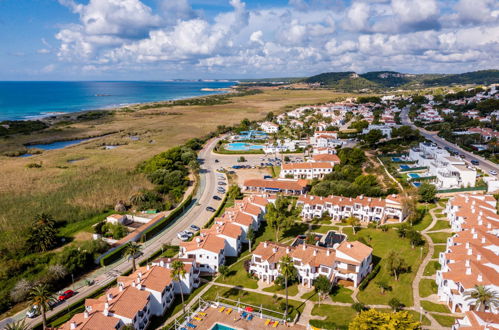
423 260 440 276
215 257 258 289
419 279 438 298
311 224 340 234
413 209 434 231
428 232 451 244
203 285 305 321
300 290 318 302
349 227 428 307
262 283 299 297
431 313 457 327
432 245 447 259
330 285 354 303
309 304 357 329
435 213 447 219
429 220 451 231
421 301 451 313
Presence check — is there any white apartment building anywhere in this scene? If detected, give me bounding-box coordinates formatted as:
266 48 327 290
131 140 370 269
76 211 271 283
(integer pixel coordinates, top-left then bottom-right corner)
362 124 396 139
297 194 405 223
435 194 499 316
453 311 499 330
249 240 373 288
409 142 476 189
179 234 226 274
280 162 334 179
309 131 343 148
260 121 279 133
151 258 201 294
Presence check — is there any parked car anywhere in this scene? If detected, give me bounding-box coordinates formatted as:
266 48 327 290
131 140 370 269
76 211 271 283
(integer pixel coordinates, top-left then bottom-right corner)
206 206 216 212
215 159 219 163
58 290 75 301
26 305 40 318
213 195 221 200
184 231 194 238
190 225 200 232
471 160 479 166
178 234 189 241
490 170 498 176
218 181 226 185
217 188 226 193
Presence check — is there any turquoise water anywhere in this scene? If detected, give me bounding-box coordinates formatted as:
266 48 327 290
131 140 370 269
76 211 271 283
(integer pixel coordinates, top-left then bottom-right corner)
412 182 422 187
234 130 267 140
27 138 92 150
392 157 402 162
400 165 410 170
226 142 264 151
409 173 420 178
210 323 236 330
0 81 236 121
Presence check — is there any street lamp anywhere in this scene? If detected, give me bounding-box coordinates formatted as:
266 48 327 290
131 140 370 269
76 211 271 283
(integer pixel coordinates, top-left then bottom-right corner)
420 307 423 323
420 246 423 260
71 273 75 290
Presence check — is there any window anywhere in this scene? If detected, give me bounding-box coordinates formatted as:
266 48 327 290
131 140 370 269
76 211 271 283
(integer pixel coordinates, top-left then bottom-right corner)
254 257 262 263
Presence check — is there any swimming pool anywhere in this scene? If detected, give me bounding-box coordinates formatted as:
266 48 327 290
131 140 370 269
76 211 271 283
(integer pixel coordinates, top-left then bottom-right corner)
392 157 402 162
400 165 410 170
412 182 422 187
210 323 236 330
408 173 420 179
226 142 264 151
234 130 268 140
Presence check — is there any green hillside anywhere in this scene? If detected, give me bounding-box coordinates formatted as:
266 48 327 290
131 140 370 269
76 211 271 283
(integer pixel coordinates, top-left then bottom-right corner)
422 69 499 86
359 71 412 87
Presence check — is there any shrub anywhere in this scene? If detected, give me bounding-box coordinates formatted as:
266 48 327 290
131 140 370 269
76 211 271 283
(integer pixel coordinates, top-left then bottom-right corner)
358 264 381 291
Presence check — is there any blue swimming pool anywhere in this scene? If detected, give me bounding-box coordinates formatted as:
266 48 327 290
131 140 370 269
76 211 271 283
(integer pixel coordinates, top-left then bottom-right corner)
392 157 402 162
409 173 420 179
210 323 236 330
412 182 422 187
226 142 264 151
234 130 268 140
400 165 410 170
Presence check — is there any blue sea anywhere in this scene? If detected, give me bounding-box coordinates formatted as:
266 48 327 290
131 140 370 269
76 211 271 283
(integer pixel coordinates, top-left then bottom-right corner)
0 81 236 121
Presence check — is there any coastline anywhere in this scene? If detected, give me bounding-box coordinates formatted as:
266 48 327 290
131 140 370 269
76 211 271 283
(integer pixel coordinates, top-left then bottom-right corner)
1 82 238 123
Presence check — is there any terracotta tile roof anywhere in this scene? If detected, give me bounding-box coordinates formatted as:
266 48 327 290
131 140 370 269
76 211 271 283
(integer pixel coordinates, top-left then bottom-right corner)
243 195 269 208
122 266 173 293
181 234 225 254
336 241 373 263
243 178 308 191
441 260 499 289
312 154 341 163
61 310 122 330
282 162 333 170
222 210 255 227
233 201 263 216
298 194 403 210
202 222 243 239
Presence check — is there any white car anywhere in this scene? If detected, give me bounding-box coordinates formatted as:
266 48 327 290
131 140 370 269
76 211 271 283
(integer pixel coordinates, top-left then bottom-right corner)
177 231 189 241
490 170 498 176
26 305 40 318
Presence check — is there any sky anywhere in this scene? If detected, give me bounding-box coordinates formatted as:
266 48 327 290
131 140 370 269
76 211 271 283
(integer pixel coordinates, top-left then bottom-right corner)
0 0 498 80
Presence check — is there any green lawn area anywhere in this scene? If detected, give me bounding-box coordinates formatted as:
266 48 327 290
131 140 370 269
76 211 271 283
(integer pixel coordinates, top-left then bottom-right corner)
432 245 447 258
428 232 451 244
309 304 357 329
431 313 457 327
262 283 299 297
423 260 440 276
300 290 318 302
311 224 339 234
203 285 305 321
421 301 451 313
330 285 354 303
350 227 428 307
413 209 434 231
419 279 438 298
430 220 451 231
215 257 258 289
435 213 447 219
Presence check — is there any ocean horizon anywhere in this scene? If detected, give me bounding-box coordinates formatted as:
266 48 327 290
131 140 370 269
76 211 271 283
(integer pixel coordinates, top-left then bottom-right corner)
0 81 237 121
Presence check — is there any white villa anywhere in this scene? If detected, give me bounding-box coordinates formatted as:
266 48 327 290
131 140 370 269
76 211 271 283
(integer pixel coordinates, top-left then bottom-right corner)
280 162 334 180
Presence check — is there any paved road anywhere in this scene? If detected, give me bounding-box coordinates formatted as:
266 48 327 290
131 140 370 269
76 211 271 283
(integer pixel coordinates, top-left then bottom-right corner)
400 108 499 178
2 136 228 329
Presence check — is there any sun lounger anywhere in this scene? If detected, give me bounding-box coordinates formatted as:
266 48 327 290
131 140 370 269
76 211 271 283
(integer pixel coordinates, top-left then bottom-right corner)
187 323 197 328
265 319 271 326
241 312 247 318
219 307 225 313
225 308 232 315
247 314 253 321
272 321 279 328
198 312 207 316
181 328 187 330
193 317 202 321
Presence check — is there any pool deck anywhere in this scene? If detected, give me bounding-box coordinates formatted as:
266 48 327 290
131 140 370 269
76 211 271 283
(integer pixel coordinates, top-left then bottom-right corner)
188 307 305 330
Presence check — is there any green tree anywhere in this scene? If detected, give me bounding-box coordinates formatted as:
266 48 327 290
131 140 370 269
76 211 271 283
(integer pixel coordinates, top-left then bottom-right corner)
406 229 424 248
28 213 57 252
345 216 361 234
386 251 408 281
124 242 142 273
171 260 187 314
314 275 331 305
4 319 30 330
376 280 391 294
279 255 295 320
418 183 436 203
228 185 243 201
246 226 255 252
30 284 54 329
464 285 499 312
218 265 230 279
265 197 296 242
363 129 384 146
389 297 404 311
349 309 421 330
351 302 366 314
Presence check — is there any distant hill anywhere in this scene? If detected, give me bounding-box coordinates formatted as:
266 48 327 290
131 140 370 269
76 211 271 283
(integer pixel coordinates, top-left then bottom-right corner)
300 69 499 91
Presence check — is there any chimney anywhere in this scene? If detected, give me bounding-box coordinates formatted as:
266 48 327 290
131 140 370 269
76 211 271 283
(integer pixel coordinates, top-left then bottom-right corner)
138 271 142 279
477 274 483 282
70 322 77 330
272 247 278 253
160 260 165 267
467 249 472 256
107 293 113 301
119 284 124 292
348 243 353 248
466 267 471 275
481 237 486 244
465 242 470 249
84 311 89 319
132 282 136 288
137 284 142 290
303 244 306 251
286 247 291 254
471 228 476 234
264 242 268 248
146 264 150 271
105 302 109 310
313 249 318 256
465 259 470 267
477 254 482 261
327 249 331 256
473 233 478 239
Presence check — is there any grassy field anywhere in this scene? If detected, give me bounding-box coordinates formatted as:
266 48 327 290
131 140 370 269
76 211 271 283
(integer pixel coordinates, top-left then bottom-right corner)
262 283 299 296
431 313 457 327
343 227 428 307
432 245 447 258
419 279 438 298
421 301 451 313
429 220 451 231
428 232 452 244
423 260 440 276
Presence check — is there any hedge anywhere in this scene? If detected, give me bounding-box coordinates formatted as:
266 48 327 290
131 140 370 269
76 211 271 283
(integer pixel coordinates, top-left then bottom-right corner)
310 320 348 330
358 264 381 291
204 194 229 229
99 243 128 267
437 186 487 193
399 166 427 172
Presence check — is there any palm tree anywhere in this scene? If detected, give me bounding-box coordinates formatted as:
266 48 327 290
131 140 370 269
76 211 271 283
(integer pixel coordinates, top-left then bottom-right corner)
30 213 57 252
464 285 499 312
171 260 187 314
30 284 54 329
4 319 29 330
124 242 142 273
279 255 295 320
247 227 255 252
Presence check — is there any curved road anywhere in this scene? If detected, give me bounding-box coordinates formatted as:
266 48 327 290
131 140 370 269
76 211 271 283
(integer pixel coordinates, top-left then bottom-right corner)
1 136 226 329
400 108 499 177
